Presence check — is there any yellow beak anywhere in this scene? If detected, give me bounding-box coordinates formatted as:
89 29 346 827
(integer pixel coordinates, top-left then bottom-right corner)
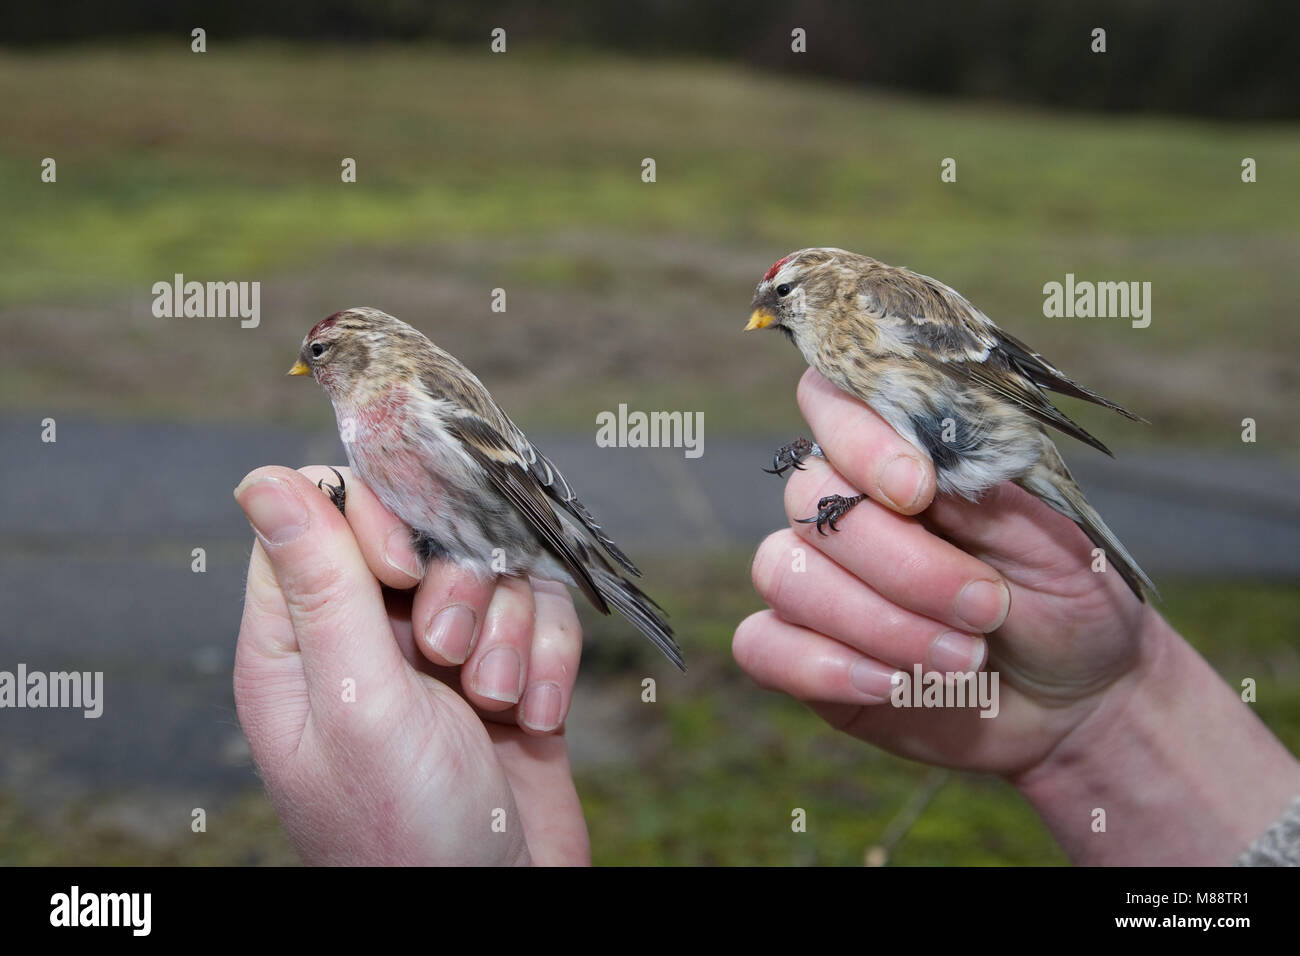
745 309 776 331
287 359 311 376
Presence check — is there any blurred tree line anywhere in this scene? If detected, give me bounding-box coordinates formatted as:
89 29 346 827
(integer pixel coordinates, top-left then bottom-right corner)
3 0 1295 119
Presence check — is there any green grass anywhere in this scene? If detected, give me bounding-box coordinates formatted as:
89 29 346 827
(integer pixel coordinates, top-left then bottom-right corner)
573 559 1300 865
0 790 299 866
3 43 1295 301
1 43 1298 442
2 561 1296 865
3 44 1296 283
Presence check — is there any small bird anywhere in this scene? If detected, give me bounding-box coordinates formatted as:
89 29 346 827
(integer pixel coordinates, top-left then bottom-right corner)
288 307 683 670
746 248 1156 601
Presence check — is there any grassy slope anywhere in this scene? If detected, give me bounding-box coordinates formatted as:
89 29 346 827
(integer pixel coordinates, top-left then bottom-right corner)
0 44 1297 441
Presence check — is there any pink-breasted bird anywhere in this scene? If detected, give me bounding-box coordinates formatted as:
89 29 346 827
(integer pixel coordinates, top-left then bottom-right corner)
746 247 1156 601
289 307 684 670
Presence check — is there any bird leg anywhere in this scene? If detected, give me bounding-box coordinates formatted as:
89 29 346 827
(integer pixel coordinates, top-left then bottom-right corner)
796 494 865 534
764 437 823 476
317 466 347 515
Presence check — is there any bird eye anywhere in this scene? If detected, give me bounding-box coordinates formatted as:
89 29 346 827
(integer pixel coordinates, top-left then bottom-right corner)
310 342 327 358
776 283 792 297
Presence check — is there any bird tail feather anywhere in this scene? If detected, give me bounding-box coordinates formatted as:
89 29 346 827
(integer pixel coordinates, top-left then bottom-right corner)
1015 447 1157 602
592 569 685 672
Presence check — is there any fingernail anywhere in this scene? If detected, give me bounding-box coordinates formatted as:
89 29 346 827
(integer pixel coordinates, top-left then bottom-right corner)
849 657 901 701
956 579 1011 632
234 477 308 545
474 646 522 703
384 526 423 581
521 682 563 731
426 605 477 665
928 631 987 673
878 454 926 510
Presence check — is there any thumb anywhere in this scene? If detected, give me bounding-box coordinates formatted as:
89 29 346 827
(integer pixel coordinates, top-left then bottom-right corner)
796 367 937 515
234 466 410 735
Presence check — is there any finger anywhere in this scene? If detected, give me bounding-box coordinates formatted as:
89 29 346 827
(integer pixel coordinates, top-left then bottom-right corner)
234 466 408 719
751 529 987 673
732 610 901 705
233 539 311 767
734 611 1013 769
463 575 535 711
487 726 590 864
298 465 424 590
785 458 1012 634
412 559 496 667
922 481 1136 606
796 367 936 515
516 578 583 735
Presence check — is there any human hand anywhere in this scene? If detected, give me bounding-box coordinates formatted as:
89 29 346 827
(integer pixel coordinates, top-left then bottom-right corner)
735 367 1157 776
738 369 1300 864
233 465 590 865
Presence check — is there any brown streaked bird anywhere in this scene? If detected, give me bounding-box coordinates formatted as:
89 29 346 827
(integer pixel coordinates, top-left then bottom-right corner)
288 307 683 670
746 247 1156 601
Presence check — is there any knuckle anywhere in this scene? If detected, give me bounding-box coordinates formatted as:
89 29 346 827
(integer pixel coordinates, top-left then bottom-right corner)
532 591 582 657
483 577 536 644
894 545 930 584
496 575 536 617
327 688 410 756
426 562 494 608
283 558 352 622
784 467 838 525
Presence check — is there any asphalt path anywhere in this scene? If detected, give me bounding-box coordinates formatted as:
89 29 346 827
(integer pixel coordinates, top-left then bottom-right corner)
1 418 1297 822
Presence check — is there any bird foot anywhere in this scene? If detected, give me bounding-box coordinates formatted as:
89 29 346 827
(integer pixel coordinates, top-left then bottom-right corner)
318 466 346 515
796 493 865 534
763 437 823 476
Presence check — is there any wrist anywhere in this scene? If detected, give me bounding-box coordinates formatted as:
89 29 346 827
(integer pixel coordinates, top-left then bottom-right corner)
1010 608 1300 864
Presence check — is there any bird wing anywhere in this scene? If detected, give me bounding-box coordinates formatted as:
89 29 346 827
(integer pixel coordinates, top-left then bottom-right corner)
986 325 1147 423
417 348 640 599
517 441 642 578
446 412 610 613
858 268 1134 455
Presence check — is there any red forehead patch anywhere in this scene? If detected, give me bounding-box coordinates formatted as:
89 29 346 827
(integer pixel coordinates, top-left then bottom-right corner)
763 255 790 282
308 312 343 339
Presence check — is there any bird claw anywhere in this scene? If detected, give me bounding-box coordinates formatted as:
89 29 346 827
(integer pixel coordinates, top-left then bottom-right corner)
763 437 821 476
796 494 864 535
318 466 346 515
